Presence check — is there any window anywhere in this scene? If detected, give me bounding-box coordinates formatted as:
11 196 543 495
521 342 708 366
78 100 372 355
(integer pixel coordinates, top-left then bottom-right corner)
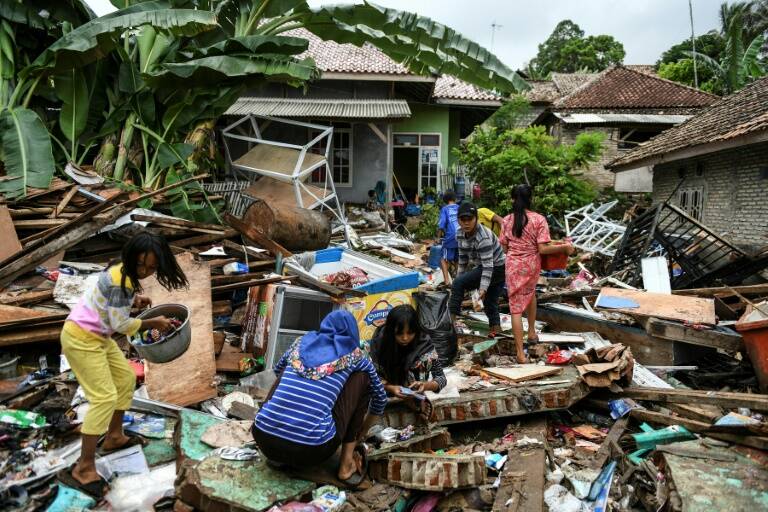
618 128 662 150
677 187 704 221
394 134 418 146
309 124 353 187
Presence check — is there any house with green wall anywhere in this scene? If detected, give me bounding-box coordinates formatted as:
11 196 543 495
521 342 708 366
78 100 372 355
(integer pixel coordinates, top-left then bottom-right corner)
221 28 504 203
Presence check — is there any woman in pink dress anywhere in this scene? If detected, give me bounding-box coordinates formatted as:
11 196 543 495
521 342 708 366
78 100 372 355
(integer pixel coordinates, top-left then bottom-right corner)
499 185 573 362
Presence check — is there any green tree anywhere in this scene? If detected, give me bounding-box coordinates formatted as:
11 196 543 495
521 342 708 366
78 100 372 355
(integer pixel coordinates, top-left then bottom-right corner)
454 125 601 218
658 31 725 65
530 20 625 74
658 59 721 94
0 0 529 217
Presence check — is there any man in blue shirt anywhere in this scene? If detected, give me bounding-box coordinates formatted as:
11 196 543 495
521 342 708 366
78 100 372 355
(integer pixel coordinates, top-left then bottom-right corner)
437 190 460 285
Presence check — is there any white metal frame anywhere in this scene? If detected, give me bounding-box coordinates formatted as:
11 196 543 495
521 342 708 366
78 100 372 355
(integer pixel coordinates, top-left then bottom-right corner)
565 201 626 257
308 123 353 188
221 114 347 226
393 132 442 195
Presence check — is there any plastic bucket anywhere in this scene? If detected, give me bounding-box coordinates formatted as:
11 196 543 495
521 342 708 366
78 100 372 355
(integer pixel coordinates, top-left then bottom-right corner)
131 304 191 364
735 315 768 392
541 252 568 271
428 245 443 269
0 355 19 379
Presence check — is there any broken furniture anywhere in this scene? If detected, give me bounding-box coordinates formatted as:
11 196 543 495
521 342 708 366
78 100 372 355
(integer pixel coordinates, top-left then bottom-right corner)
608 201 768 289
221 115 347 230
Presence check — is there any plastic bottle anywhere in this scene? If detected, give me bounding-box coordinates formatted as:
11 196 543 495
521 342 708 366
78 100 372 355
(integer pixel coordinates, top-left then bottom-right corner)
222 262 249 275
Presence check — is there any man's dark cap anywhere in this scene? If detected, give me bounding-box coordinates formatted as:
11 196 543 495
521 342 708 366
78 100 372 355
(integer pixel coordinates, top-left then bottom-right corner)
458 202 477 219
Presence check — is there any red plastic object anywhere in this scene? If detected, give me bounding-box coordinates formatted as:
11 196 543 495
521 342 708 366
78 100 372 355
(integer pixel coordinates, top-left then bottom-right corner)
472 183 482 200
541 251 568 270
735 313 768 392
128 359 145 382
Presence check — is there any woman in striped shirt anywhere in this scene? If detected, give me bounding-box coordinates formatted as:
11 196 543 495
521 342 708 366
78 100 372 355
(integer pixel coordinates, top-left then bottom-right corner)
253 310 387 486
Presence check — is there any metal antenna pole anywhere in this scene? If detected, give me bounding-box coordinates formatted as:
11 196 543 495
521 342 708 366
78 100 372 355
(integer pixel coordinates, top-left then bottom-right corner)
490 21 503 51
689 0 699 88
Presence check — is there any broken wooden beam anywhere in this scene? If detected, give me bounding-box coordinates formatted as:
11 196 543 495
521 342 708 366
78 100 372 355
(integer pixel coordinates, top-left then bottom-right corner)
675 283 768 298
211 275 292 293
590 416 629 469
0 289 54 306
642 317 743 352
631 409 768 451
615 387 768 412
172 230 238 248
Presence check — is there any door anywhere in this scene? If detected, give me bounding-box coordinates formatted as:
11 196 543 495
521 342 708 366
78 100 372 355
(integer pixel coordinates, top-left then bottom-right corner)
419 147 439 193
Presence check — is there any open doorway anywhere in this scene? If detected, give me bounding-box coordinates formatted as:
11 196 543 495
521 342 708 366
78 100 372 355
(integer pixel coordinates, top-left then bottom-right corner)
392 133 441 201
393 147 418 201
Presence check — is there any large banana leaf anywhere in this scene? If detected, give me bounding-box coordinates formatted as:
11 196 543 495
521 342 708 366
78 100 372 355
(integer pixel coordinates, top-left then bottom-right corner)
192 34 308 58
302 2 528 94
55 68 89 146
0 108 55 199
740 34 766 84
0 0 95 30
24 8 218 76
144 55 318 87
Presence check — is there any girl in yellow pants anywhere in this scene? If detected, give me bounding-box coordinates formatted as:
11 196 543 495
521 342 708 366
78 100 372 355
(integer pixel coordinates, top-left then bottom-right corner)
59 231 188 498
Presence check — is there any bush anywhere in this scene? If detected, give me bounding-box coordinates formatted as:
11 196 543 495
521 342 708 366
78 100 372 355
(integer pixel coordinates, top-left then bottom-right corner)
455 125 601 217
412 203 440 241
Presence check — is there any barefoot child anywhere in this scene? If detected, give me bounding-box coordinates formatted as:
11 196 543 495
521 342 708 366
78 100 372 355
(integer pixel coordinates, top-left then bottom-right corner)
437 190 460 285
58 231 188 498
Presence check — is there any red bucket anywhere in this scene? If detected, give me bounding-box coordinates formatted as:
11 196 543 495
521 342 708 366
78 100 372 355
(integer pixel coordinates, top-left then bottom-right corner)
735 312 768 392
541 251 568 271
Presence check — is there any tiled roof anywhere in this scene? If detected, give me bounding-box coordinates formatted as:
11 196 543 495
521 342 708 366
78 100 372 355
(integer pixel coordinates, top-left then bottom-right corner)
625 64 657 75
287 28 410 75
224 97 411 119
433 75 502 102
525 80 560 103
555 66 718 111
551 73 598 95
609 77 768 169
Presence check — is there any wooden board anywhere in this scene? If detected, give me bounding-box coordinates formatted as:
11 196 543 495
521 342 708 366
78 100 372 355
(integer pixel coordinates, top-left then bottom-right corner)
536 333 585 344
483 365 563 383
144 253 217 406
0 206 21 262
596 287 716 325
0 305 56 323
234 144 326 178
216 343 249 372
642 317 743 352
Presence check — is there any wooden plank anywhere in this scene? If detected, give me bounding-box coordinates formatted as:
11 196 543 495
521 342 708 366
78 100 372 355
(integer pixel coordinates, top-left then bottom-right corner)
130 214 224 232
144 253 217 406
211 275 292 293
172 230 238 248
596 287 716 325
630 409 768 451
50 185 79 218
483 365 563 383
0 326 62 347
675 283 768 298
0 289 54 306
0 305 57 323
536 333 585 344
590 416 629 469
616 387 768 412
0 205 21 262
216 343 249 372
642 317 743 352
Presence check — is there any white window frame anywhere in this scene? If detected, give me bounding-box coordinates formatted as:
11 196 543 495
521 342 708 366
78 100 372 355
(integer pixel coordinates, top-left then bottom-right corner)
309 124 353 188
677 186 705 222
393 132 441 195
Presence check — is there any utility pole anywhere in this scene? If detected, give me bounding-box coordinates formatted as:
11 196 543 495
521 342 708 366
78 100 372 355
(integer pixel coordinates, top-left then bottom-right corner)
490 21 503 51
689 0 699 88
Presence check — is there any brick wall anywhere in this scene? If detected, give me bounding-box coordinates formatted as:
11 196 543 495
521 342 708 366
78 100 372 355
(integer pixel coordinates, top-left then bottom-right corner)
652 142 768 250
557 124 619 189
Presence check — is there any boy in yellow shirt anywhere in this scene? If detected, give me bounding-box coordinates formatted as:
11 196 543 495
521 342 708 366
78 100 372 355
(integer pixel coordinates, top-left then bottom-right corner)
477 207 504 236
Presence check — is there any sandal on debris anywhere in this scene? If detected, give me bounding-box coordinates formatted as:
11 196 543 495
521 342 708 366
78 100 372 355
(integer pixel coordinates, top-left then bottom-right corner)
97 433 148 455
56 469 108 499
339 445 368 488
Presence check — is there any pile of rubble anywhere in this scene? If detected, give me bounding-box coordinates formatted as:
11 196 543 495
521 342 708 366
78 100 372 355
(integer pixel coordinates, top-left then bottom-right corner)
0 190 767 512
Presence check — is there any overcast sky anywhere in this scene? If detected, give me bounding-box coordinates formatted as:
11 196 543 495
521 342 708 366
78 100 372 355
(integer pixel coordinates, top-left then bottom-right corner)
85 0 724 69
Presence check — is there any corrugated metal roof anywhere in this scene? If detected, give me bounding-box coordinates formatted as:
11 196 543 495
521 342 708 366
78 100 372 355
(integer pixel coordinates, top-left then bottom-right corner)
554 112 691 125
224 97 411 119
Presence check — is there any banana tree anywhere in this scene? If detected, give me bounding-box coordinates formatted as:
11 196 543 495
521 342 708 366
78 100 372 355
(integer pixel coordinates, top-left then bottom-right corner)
4 0 528 219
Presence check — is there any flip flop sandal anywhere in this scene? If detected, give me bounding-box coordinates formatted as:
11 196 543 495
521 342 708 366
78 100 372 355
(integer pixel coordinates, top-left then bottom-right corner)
56 469 108 500
419 397 434 424
339 446 368 488
97 433 148 455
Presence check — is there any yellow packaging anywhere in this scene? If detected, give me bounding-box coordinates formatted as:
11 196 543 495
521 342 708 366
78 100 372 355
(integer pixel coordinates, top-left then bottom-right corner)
343 289 417 341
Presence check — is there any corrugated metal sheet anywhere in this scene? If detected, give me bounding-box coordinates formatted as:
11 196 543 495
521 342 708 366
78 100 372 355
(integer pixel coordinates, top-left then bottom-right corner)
554 112 691 125
224 97 411 119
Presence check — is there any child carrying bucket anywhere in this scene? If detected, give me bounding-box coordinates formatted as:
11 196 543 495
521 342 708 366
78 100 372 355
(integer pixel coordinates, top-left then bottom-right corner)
58 231 188 498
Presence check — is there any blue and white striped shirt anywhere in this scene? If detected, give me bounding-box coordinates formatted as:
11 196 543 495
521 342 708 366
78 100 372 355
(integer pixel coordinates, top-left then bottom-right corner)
254 348 388 446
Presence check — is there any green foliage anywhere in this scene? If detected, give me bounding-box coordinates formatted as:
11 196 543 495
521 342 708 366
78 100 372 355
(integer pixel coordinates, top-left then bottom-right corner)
455 125 600 218
530 20 625 74
413 203 440 241
658 59 721 94
658 31 725 65
486 95 530 131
